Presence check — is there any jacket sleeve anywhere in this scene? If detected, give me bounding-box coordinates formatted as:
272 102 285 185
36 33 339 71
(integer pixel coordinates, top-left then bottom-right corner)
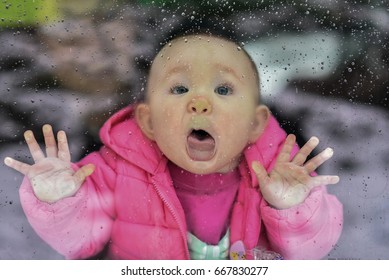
260 184 343 259
19 150 116 259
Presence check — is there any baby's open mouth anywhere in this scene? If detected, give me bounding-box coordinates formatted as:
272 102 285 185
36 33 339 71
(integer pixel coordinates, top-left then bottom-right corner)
191 129 211 141
186 129 216 161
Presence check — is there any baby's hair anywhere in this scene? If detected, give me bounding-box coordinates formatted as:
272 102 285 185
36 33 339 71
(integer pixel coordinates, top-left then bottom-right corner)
136 16 261 103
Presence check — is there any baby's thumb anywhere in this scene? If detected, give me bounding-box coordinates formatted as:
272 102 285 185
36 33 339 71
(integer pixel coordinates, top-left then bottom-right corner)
251 161 270 187
74 164 95 186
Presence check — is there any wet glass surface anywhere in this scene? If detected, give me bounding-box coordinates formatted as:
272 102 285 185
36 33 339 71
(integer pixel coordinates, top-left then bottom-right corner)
0 0 388 259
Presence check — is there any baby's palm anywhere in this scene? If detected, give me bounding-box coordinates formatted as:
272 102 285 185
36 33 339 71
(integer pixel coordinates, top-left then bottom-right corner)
252 134 339 209
4 125 94 203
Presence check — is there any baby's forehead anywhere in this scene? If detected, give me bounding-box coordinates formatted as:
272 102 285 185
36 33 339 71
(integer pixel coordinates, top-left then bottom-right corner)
153 35 252 68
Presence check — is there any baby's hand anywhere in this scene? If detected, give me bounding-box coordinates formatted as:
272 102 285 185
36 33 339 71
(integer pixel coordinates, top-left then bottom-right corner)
4 125 95 203
252 134 339 210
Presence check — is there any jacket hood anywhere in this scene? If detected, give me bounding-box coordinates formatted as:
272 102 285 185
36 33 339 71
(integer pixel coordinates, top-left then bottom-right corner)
99 105 167 175
99 105 288 181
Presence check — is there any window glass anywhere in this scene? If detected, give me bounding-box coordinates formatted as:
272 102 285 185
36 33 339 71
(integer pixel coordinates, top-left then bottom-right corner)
1 0 388 260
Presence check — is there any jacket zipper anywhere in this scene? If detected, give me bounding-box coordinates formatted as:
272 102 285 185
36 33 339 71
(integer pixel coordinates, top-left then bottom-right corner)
151 177 190 259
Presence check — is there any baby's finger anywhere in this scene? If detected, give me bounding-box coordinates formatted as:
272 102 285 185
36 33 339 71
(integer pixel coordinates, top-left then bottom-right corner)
308 175 340 188
24 130 45 162
304 148 334 173
4 157 31 175
57 131 71 162
73 164 95 186
43 124 58 158
252 161 270 187
276 134 296 164
292 136 319 166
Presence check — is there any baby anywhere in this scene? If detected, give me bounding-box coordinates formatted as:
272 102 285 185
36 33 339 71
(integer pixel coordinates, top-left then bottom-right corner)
4 32 343 260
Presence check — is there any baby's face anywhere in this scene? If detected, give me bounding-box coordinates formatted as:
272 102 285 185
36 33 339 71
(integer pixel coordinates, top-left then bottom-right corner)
137 35 268 174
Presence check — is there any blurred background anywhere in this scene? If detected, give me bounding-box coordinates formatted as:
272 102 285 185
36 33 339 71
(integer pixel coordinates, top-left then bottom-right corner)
0 0 388 259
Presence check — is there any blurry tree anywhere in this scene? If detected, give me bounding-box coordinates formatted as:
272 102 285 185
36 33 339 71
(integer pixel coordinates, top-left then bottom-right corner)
0 0 59 27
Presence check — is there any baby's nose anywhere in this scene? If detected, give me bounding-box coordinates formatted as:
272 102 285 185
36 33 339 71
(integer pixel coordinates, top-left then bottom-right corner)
188 96 212 114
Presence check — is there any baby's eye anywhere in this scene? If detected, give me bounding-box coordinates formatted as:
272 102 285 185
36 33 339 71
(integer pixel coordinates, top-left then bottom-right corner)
170 85 189 95
215 85 233 96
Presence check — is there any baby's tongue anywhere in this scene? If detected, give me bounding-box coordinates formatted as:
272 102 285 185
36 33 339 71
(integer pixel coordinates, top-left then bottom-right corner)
187 133 216 161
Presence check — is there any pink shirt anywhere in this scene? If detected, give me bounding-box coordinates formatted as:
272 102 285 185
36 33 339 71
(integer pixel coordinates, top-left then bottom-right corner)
169 162 240 245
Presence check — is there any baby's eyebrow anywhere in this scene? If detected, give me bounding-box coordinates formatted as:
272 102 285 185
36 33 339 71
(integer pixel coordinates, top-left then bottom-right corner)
165 64 191 76
216 63 241 81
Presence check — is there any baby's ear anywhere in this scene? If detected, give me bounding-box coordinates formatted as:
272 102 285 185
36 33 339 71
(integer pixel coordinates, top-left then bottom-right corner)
249 105 270 143
135 103 155 140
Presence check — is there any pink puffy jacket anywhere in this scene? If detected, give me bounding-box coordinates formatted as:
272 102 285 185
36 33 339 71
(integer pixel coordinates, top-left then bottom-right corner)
19 106 343 259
